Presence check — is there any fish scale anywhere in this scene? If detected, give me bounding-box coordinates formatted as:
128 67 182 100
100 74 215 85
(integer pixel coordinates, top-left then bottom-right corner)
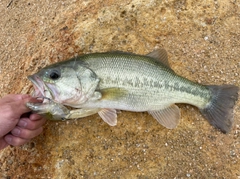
80 53 211 110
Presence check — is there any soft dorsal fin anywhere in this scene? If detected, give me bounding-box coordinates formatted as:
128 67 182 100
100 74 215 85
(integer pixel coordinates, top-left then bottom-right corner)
147 49 170 67
148 104 181 129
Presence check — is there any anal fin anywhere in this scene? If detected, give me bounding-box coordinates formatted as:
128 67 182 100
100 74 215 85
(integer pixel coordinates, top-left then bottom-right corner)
98 108 117 126
148 104 181 129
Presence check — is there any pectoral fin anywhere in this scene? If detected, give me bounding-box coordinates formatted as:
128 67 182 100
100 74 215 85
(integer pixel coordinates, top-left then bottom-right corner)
98 108 117 126
148 104 181 129
100 88 128 100
67 108 101 119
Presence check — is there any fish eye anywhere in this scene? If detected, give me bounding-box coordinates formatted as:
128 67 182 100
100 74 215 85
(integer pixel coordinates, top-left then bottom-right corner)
49 70 61 80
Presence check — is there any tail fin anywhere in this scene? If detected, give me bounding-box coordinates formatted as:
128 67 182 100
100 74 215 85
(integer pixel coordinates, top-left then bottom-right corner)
200 85 239 133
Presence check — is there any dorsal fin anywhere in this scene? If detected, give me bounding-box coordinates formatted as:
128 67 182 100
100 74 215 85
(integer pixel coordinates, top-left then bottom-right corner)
104 51 134 55
147 49 170 67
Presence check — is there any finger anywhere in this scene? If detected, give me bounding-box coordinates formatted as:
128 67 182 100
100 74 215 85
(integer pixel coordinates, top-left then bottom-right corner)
0 102 30 121
27 97 43 103
29 113 45 121
0 103 22 136
0 94 31 103
6 95 40 117
17 117 46 130
7 95 43 114
0 94 33 119
17 96 39 114
4 134 30 147
0 95 42 138
0 137 9 150
11 126 43 140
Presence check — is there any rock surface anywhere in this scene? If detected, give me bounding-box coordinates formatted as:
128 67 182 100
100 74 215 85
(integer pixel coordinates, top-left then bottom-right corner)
0 0 239 178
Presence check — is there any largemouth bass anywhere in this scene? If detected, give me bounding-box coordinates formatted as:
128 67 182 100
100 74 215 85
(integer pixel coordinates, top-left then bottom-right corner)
27 49 239 133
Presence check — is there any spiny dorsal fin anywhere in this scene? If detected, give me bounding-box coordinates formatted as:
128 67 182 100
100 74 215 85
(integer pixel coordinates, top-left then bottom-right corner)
147 49 170 68
98 108 117 126
148 104 181 129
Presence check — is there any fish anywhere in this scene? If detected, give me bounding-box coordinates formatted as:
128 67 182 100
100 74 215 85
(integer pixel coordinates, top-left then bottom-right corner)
26 49 239 133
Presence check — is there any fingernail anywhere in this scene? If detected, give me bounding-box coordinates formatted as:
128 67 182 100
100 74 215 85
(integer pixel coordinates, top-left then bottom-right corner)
18 120 27 127
5 136 12 143
12 128 20 136
21 94 31 100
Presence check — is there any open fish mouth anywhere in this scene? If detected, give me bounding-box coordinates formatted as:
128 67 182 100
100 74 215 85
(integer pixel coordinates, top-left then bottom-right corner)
28 75 46 97
28 74 60 103
27 74 55 104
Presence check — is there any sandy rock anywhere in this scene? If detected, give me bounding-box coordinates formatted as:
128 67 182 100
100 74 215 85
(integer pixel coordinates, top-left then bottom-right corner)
0 0 239 178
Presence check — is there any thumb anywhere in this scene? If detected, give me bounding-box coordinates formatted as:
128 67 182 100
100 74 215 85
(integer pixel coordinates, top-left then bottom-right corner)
0 94 33 137
6 94 42 117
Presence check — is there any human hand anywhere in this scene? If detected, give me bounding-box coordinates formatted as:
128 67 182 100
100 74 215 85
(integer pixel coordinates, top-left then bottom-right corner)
0 94 46 150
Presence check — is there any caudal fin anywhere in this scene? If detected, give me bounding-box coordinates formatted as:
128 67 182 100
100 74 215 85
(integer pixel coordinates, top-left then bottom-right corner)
200 85 239 133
